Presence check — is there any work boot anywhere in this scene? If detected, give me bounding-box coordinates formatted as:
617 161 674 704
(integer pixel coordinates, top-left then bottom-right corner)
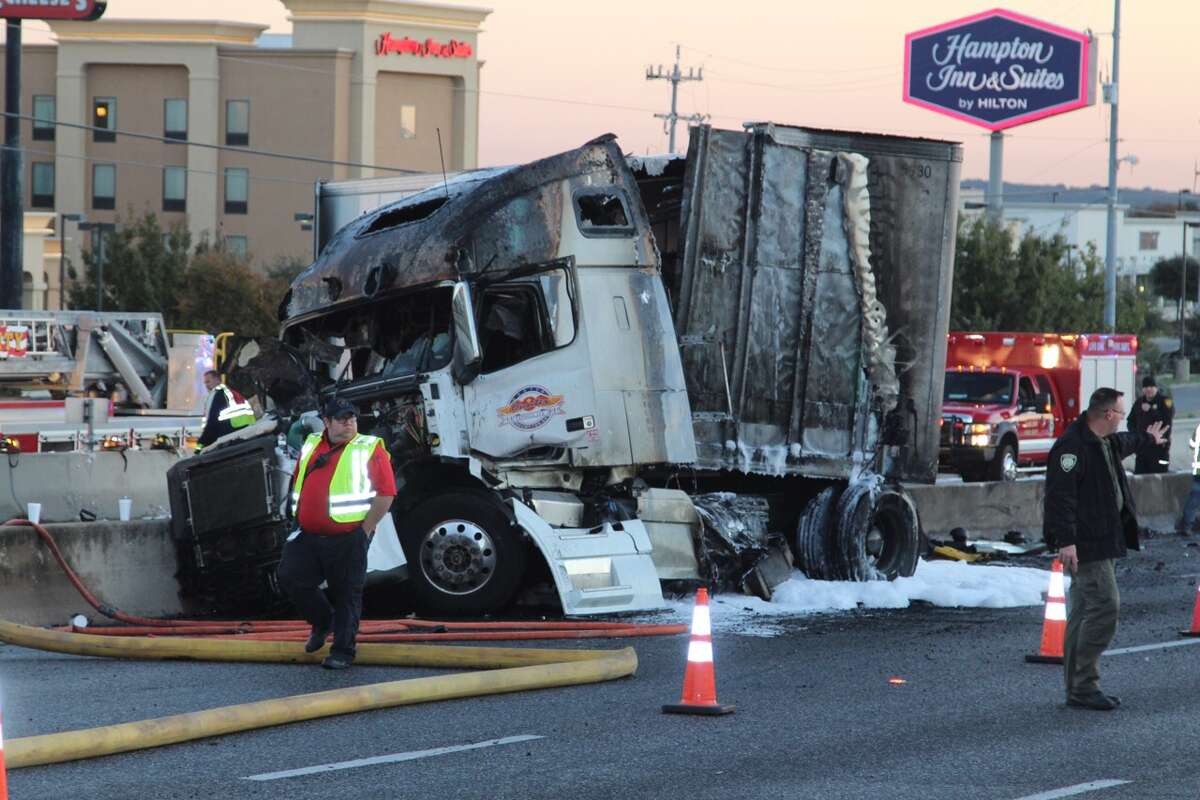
1105 694 1121 707
304 621 331 654
321 654 353 670
1066 691 1117 711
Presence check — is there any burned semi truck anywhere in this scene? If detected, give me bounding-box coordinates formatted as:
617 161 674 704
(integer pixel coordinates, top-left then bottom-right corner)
201 123 960 617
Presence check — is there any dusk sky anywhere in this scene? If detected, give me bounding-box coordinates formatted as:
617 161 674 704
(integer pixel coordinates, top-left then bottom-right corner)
20 0 1200 193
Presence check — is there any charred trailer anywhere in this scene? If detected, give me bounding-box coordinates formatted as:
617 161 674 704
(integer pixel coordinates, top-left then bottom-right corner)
275 123 959 618
634 123 961 582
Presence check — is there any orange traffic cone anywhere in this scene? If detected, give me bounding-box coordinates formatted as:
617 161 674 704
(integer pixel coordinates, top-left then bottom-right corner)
663 588 735 716
1178 583 1200 637
0 708 8 800
1025 558 1066 664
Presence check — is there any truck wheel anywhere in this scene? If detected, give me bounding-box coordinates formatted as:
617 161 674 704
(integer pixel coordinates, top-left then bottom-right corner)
832 483 920 581
397 491 528 616
794 487 837 580
988 442 1018 482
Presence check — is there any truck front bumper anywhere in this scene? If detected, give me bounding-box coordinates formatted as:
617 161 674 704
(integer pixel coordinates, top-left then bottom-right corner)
939 444 996 470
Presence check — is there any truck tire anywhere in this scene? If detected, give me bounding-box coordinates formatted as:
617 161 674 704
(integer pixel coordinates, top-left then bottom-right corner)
987 441 1018 483
794 487 838 580
396 491 528 616
832 482 921 581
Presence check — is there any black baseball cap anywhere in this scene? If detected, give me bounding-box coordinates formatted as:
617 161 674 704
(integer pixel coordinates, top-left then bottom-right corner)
1142 375 1157 388
322 397 357 419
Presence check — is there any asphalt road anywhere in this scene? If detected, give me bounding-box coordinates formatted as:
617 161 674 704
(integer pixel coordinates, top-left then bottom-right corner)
4 537 1200 800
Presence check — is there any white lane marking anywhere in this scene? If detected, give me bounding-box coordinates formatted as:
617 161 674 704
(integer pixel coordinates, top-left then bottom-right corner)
1009 779 1130 800
243 734 544 781
1104 638 1200 657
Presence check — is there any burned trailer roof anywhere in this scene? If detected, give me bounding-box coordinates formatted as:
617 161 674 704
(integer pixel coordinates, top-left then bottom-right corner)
282 135 655 325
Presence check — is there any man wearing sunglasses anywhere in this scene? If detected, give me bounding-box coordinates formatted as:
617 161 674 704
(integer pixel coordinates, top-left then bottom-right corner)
277 397 396 670
1044 387 1168 711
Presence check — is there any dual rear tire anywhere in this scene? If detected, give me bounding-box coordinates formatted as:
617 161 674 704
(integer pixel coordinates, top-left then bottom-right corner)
793 482 921 581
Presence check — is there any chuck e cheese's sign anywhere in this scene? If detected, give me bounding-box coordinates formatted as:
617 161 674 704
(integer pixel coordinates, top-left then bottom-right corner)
376 32 472 59
0 0 105 20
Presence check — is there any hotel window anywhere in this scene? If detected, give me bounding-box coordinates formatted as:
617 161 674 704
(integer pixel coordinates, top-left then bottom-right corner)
226 99 249 146
1138 231 1158 251
224 235 248 259
224 168 248 214
163 166 186 213
399 105 416 139
92 163 115 210
31 162 54 208
164 98 187 141
92 97 116 142
32 95 55 141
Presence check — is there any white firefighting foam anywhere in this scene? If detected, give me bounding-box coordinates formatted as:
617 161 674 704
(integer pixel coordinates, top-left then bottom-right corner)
649 559 1056 637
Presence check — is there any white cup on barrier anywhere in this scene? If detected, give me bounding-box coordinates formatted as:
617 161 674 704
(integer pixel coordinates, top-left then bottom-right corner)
118 497 132 522
27 502 41 524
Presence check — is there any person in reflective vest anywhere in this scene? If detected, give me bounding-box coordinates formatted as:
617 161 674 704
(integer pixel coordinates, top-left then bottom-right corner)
197 369 256 450
277 397 396 670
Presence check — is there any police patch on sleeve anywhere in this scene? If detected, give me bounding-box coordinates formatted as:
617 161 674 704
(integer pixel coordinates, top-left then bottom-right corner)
1060 454 1078 472
1166 398 1174 408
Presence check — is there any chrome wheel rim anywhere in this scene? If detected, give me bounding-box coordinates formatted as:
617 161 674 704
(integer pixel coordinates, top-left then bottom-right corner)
419 518 497 595
1002 450 1018 481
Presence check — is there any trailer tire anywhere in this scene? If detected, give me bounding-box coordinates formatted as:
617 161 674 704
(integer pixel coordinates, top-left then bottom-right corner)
396 490 528 616
794 487 838 580
832 483 920 581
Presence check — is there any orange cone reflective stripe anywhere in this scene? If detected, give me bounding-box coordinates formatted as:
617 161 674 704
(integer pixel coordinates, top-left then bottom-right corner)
1025 559 1066 664
663 588 735 716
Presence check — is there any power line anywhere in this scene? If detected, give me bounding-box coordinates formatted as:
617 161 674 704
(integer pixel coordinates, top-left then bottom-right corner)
2 143 314 186
678 43 899 75
0 111 418 174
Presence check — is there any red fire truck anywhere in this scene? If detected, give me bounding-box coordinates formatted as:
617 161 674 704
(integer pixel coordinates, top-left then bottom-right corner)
940 332 1138 481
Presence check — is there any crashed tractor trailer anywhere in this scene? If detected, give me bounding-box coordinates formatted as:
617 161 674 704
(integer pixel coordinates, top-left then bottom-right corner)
202 123 961 617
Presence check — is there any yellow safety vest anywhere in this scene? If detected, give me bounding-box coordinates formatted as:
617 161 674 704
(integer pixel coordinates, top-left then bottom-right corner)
213 384 256 429
292 433 386 524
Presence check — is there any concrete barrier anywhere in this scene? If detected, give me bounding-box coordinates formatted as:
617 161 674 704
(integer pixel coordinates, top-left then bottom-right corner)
907 471 1192 541
0 520 185 627
0 451 182 523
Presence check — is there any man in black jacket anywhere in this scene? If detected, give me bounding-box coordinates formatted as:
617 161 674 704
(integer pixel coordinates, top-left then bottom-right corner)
1127 375 1173 474
1044 387 1168 711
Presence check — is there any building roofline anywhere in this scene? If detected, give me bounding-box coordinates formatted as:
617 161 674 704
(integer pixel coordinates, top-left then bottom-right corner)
281 0 491 31
48 19 269 46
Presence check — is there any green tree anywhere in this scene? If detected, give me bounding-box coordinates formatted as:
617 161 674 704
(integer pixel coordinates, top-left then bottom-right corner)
67 212 190 317
950 217 1154 334
175 250 280 337
1148 256 1200 302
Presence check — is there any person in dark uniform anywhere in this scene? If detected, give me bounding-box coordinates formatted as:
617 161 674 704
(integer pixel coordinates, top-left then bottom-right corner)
1044 387 1168 711
1127 375 1173 474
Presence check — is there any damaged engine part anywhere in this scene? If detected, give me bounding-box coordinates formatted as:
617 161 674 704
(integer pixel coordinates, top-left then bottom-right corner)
691 493 794 600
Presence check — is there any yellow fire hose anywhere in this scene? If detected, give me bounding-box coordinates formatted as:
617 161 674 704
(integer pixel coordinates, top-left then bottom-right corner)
0 618 637 768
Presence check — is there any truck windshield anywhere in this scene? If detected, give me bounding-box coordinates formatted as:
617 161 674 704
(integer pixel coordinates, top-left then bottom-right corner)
285 286 454 385
943 372 1014 405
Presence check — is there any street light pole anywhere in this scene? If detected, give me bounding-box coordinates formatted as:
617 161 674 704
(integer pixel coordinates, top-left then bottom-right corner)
57 212 83 310
1103 0 1122 331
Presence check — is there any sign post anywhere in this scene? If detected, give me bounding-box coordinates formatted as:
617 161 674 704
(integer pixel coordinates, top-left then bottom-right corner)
0 1 105 311
904 9 1095 221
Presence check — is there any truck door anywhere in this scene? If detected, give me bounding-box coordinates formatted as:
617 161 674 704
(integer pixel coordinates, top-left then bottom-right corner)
462 263 600 459
1017 375 1053 462
1035 374 1060 445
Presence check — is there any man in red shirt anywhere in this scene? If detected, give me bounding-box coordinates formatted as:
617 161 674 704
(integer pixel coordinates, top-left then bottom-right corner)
277 397 396 669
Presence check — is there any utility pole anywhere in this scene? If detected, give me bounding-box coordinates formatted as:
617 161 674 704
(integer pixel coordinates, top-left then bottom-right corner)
646 45 707 154
1 18 23 309
1103 0 1121 332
